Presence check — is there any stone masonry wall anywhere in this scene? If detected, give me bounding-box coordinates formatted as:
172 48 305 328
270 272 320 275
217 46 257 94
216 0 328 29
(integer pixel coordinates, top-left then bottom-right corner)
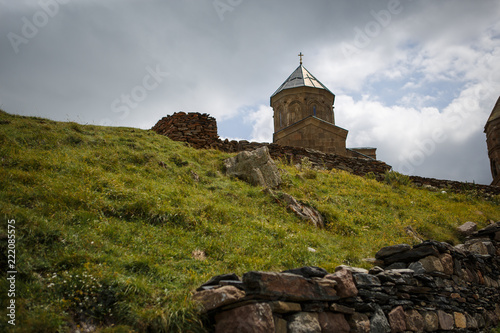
151 112 500 195
151 112 219 149
193 222 500 332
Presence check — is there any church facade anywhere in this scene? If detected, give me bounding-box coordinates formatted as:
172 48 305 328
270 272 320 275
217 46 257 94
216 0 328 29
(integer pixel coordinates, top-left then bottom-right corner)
270 55 376 159
485 96 500 186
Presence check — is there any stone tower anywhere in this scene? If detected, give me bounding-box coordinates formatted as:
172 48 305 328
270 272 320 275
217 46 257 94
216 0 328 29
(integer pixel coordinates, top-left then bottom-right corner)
270 56 348 156
485 96 500 186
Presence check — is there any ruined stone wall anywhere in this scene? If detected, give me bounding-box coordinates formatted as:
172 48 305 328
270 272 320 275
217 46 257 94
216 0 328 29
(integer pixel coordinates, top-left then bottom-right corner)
151 112 500 195
151 112 219 149
193 222 500 332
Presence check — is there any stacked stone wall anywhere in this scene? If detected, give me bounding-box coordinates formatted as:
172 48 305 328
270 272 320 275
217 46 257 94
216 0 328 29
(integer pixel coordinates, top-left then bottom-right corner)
151 112 219 149
151 112 500 195
193 222 500 332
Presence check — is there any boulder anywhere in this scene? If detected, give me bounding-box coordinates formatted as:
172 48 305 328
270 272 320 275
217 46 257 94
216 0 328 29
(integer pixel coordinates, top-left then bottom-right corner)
454 312 467 329
423 311 439 332
224 146 281 188
405 309 424 332
215 303 274 333
192 285 245 312
375 244 411 259
457 221 477 237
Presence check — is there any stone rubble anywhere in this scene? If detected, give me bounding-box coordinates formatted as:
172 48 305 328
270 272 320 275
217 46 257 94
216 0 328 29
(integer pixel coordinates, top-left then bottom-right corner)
192 222 500 332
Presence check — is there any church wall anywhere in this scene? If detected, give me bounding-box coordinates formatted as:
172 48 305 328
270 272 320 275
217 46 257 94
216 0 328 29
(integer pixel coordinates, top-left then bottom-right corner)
485 117 500 186
274 118 348 156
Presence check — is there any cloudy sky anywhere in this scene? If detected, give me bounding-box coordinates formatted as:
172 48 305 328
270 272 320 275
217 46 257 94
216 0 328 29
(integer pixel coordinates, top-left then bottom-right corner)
2 0 500 184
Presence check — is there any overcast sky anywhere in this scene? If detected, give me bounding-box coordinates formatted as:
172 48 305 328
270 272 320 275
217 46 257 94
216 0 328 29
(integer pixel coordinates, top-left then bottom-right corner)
2 0 500 184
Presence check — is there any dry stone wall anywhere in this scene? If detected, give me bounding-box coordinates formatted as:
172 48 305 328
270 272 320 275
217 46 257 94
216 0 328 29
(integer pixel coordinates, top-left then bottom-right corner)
151 112 500 195
193 222 500 332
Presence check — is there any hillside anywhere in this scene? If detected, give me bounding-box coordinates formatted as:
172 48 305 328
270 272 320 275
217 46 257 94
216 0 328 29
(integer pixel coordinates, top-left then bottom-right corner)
0 109 499 332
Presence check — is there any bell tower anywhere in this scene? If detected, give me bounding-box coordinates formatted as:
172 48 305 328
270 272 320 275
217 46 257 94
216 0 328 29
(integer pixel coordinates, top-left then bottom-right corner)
485 96 500 186
270 53 348 156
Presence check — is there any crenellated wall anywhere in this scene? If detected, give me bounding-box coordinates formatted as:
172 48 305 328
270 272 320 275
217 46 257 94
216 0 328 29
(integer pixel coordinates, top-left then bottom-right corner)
193 222 500 332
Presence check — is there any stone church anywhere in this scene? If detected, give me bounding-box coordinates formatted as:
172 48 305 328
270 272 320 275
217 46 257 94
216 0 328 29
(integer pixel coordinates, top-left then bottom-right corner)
485 96 500 186
270 54 376 159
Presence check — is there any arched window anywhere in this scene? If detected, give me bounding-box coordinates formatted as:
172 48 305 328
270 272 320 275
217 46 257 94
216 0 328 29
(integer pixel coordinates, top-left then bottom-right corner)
313 105 317 116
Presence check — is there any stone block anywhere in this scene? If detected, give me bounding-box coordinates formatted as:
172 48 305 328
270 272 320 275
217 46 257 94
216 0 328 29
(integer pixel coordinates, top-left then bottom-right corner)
438 253 454 275
437 310 454 331
273 315 288 333
450 312 463 329
215 303 274 333
191 285 245 312
325 267 358 298
243 271 338 302
269 301 301 314
419 255 444 273
423 311 439 332
388 306 406 333
375 244 411 259
318 312 350 333
405 309 424 332
330 303 355 315
370 306 391 333
348 313 370 333
353 273 381 287
288 312 321 333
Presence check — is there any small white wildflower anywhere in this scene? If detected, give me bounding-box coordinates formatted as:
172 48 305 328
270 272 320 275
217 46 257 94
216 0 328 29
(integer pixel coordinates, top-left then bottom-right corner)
307 247 317 253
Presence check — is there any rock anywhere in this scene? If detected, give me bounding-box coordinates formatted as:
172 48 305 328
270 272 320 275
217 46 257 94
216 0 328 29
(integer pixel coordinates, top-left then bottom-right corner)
439 253 454 275
457 221 477 236
348 312 371 333
318 312 350 333
353 273 381 287
454 312 466 329
273 316 288 333
196 273 240 291
335 265 369 274
423 311 439 332
288 312 321 333
191 285 245 312
242 271 338 302
370 306 391 333
375 244 411 259
325 267 358 298
330 303 355 315
467 241 489 255
465 313 478 329
405 309 424 332
382 244 439 265
388 306 406 333
215 303 274 333
224 146 281 188
419 255 444 273
437 310 454 331
282 266 328 278
269 301 301 314
280 193 325 228
408 261 426 274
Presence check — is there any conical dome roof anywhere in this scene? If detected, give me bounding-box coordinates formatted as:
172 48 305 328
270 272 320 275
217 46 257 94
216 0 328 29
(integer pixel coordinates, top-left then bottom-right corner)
271 65 333 97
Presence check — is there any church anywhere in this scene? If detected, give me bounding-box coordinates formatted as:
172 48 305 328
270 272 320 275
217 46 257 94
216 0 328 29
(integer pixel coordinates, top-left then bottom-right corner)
485 96 500 186
270 53 377 160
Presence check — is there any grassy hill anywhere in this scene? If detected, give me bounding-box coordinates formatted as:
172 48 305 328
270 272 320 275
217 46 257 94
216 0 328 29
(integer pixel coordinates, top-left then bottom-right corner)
0 109 499 332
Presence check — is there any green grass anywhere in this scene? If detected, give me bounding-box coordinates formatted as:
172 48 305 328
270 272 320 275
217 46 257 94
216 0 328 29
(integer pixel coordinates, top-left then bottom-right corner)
0 109 499 332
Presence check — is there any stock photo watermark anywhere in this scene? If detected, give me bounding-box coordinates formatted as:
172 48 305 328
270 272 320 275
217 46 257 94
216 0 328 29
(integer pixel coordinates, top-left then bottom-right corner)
6 218 17 326
7 0 70 54
341 0 408 58
100 64 169 126
213 0 244 21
